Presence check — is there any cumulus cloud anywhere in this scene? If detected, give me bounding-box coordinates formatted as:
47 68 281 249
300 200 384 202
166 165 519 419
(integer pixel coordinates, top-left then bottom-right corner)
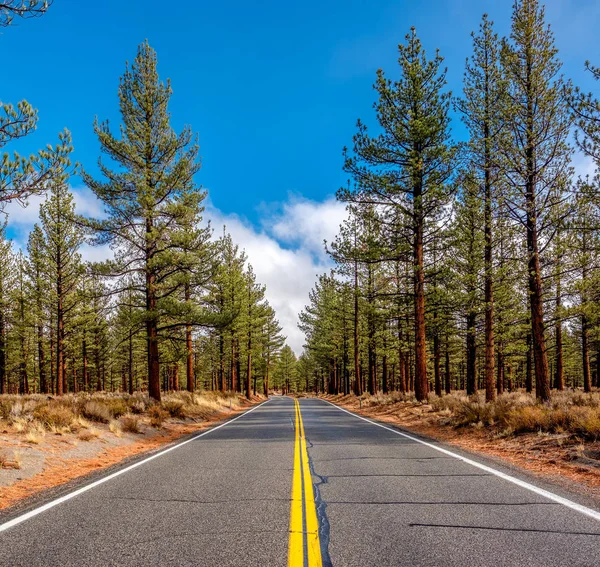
269 196 348 259
207 199 346 353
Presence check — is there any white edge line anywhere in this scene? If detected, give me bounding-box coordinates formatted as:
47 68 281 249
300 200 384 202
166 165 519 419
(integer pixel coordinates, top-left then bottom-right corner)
0 398 272 534
322 399 600 523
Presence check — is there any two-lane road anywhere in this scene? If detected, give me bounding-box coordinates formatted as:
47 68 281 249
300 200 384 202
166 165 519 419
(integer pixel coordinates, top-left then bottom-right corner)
1 397 600 566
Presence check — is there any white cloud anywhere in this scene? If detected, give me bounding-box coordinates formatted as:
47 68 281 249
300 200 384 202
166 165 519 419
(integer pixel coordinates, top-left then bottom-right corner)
207 199 346 354
269 197 348 258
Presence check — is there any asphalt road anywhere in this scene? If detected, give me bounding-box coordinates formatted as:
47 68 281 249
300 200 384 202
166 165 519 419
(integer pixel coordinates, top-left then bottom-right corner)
1 396 600 566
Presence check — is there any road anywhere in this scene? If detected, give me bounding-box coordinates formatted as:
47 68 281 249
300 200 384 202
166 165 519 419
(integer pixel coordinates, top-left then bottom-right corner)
1 396 600 566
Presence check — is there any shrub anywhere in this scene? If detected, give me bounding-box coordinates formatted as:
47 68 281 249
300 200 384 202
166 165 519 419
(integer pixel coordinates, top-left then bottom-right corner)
161 399 185 418
121 414 141 433
104 398 129 418
506 405 548 434
453 400 495 427
82 401 111 423
148 406 170 428
0 399 15 420
34 403 76 429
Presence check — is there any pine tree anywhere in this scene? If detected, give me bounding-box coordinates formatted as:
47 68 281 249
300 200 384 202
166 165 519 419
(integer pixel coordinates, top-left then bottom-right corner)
500 0 572 401
0 226 15 393
83 42 204 401
39 181 83 395
457 14 506 402
0 1 51 25
261 305 284 396
26 225 49 393
451 173 484 396
341 28 457 401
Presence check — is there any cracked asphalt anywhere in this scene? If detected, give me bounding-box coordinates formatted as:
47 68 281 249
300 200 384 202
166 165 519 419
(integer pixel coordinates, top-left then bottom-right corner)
2 396 600 566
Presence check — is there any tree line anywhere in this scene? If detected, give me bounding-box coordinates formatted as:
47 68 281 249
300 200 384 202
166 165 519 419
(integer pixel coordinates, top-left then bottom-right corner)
299 0 600 402
0 5 292 400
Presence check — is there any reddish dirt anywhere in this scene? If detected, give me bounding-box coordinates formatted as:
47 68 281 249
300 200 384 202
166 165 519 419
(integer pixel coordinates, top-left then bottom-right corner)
324 395 600 501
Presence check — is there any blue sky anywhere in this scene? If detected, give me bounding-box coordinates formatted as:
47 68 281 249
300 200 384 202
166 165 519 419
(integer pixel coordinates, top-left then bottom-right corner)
3 0 600 350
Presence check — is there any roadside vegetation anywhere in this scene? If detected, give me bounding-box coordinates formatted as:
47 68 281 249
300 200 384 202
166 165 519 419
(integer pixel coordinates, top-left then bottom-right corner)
0 390 249 470
330 390 600 441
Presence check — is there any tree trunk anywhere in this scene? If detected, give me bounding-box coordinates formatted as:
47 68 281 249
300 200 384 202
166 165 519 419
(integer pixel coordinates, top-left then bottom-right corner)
583 315 592 393
496 344 504 395
185 283 194 393
57 270 64 396
444 333 451 394
83 334 89 392
37 320 47 394
434 328 442 397
0 310 5 395
484 123 496 402
554 286 564 391
146 215 161 401
466 311 477 396
246 346 252 399
128 332 134 394
414 212 428 402
525 333 533 394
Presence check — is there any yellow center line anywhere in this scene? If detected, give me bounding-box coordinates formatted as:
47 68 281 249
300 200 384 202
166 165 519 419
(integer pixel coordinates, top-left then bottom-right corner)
288 399 323 567
288 400 304 566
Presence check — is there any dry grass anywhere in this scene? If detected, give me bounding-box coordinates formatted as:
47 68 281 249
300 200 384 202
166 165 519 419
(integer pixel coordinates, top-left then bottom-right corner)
338 389 600 441
34 402 77 430
82 400 112 423
78 427 101 442
121 414 141 434
24 422 46 444
148 406 170 428
0 390 258 441
109 420 123 437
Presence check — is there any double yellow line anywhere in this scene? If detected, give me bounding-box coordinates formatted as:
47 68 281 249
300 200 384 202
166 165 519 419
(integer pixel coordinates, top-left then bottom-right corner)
288 399 322 567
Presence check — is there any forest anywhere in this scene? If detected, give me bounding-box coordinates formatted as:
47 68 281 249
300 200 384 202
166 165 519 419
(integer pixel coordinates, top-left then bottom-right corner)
3 0 600 411
0 2 294 401
298 0 600 405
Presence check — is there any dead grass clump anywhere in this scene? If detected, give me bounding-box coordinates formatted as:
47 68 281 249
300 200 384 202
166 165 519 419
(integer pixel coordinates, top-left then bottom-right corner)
431 393 464 413
78 427 101 441
148 406 170 428
570 407 600 440
161 399 186 418
0 398 16 420
124 393 149 414
25 422 46 444
121 414 141 433
82 401 111 423
33 402 76 429
109 420 123 437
